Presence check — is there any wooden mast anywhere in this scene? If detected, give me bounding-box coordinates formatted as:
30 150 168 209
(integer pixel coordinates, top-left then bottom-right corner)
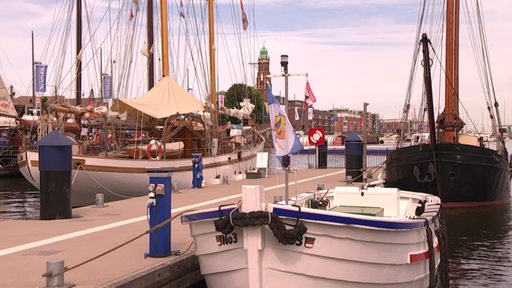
76 0 82 106
439 0 463 143
147 0 155 89
208 0 217 132
160 0 169 77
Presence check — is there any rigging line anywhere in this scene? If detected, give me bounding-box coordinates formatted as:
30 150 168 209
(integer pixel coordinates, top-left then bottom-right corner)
474 1 501 128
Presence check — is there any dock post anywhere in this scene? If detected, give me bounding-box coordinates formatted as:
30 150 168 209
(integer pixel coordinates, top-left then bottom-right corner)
37 130 75 220
146 168 179 257
42 259 74 288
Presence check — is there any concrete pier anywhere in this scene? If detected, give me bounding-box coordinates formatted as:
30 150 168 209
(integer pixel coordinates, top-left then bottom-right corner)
0 168 357 287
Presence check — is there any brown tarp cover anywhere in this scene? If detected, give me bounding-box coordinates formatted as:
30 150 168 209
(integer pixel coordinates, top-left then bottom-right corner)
112 76 203 119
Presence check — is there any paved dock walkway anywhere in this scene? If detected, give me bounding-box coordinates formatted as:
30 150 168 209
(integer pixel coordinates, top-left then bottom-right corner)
0 168 365 287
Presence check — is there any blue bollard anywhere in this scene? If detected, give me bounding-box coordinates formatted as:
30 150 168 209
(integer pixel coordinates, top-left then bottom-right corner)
191 153 203 188
145 168 179 257
37 130 76 219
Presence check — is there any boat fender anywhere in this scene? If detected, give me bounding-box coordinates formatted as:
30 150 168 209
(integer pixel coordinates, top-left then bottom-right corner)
214 210 307 245
147 140 163 160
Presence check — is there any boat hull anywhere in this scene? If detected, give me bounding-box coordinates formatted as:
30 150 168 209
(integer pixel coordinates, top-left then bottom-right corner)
17 142 264 207
182 187 445 287
385 143 511 203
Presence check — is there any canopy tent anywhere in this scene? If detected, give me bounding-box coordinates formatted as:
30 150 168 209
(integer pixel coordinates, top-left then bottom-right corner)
112 76 204 119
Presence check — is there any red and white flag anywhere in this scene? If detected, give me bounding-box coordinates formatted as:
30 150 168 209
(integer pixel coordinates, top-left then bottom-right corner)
303 80 317 109
240 0 248 31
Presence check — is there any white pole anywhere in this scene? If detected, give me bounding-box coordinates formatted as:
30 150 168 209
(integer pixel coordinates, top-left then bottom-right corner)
242 185 265 288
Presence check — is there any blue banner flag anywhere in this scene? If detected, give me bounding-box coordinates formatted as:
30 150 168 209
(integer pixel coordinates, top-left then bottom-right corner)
35 64 48 93
102 74 112 99
266 83 303 156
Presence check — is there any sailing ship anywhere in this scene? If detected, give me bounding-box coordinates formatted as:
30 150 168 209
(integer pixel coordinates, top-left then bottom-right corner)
17 1 265 207
0 74 20 172
385 0 510 205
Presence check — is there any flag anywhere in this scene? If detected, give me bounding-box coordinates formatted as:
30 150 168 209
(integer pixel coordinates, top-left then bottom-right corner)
240 0 248 31
219 94 225 108
303 80 317 109
266 83 303 156
35 64 48 93
102 74 112 99
88 89 95 108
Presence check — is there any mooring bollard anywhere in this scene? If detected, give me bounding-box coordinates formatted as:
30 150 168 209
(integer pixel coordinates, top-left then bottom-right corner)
95 193 105 208
42 259 74 288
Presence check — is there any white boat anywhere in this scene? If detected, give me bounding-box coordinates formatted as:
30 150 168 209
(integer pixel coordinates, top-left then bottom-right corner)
181 182 448 287
16 1 266 207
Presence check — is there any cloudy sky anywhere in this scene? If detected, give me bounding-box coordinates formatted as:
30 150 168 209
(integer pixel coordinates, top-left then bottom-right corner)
0 0 510 126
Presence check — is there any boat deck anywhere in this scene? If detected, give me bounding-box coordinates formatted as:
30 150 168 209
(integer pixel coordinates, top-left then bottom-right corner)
0 168 361 287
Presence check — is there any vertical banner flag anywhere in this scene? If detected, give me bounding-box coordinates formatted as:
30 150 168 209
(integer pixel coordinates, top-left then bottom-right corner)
35 64 48 93
303 80 317 109
219 94 225 108
308 107 313 120
240 0 248 31
266 83 303 156
102 74 112 99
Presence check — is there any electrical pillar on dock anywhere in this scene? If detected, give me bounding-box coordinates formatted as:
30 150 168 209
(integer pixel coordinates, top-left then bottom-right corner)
145 168 179 257
37 130 76 220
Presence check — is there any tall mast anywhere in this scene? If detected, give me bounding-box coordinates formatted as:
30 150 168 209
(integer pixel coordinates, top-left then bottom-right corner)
440 0 463 143
75 0 82 106
147 0 155 89
208 0 217 131
160 0 169 77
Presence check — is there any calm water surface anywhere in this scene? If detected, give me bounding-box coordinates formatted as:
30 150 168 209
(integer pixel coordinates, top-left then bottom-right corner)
2 155 512 287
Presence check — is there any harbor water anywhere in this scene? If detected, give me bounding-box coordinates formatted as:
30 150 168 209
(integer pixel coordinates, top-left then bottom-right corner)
1 149 512 287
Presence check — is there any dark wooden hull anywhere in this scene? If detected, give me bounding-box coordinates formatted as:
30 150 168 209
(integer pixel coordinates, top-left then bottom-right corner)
385 143 510 203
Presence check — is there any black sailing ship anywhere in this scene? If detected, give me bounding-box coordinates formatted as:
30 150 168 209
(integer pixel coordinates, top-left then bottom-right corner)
385 0 510 205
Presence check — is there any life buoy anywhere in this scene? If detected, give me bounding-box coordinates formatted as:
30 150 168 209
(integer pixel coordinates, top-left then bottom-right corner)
146 140 163 160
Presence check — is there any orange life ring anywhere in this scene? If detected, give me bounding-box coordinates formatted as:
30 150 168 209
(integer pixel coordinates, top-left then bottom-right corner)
146 140 163 160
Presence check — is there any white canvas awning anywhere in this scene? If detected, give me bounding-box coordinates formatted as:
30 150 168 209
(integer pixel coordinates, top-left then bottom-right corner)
112 76 203 119
0 75 18 119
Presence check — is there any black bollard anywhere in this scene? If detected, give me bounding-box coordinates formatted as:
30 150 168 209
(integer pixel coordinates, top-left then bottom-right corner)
37 130 76 220
345 132 363 182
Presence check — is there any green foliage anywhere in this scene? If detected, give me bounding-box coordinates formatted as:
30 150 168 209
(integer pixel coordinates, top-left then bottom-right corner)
221 83 266 126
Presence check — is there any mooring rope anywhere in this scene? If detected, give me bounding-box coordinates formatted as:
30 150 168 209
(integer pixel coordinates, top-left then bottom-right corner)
42 210 193 279
214 209 307 245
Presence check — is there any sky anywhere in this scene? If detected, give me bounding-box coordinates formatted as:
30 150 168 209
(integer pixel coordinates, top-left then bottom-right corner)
0 0 511 127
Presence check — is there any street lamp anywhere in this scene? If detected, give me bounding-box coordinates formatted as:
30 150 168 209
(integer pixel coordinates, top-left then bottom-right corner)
280 54 290 204
280 54 289 113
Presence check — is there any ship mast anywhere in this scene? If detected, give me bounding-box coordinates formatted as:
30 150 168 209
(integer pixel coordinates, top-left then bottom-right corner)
438 0 464 143
75 0 82 107
160 0 170 78
208 0 217 132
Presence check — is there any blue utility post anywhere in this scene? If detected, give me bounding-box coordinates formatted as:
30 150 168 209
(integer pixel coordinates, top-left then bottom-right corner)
145 168 179 257
37 130 76 220
191 153 203 188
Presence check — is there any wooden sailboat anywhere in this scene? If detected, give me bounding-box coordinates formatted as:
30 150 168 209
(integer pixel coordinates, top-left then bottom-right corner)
385 0 510 206
17 0 265 207
0 74 20 171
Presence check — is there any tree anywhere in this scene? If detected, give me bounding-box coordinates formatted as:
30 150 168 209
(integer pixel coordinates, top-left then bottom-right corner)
221 83 266 126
